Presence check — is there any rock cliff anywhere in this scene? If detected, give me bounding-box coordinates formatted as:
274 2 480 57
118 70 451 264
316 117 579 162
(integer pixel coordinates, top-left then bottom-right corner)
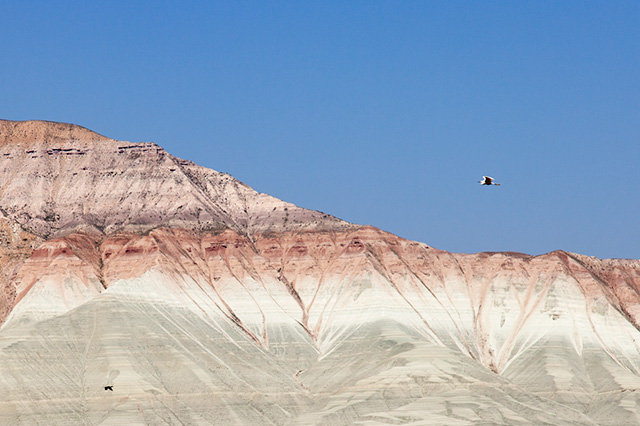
1 120 640 425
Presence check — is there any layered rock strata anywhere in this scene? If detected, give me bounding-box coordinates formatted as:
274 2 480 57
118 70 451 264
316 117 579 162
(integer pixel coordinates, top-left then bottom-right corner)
1 120 640 425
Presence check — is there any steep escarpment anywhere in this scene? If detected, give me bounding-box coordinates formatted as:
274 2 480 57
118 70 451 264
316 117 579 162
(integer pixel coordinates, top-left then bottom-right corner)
0 120 353 239
2 119 640 425
0 215 41 326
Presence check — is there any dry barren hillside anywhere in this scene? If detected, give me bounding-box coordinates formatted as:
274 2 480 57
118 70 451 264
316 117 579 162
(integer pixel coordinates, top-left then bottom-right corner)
1 120 640 425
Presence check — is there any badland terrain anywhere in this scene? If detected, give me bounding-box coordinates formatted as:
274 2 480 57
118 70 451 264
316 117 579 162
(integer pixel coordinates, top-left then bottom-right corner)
1 119 640 425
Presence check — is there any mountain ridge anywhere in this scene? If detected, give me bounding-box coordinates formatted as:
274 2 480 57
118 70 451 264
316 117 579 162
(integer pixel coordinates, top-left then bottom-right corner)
0 119 111 145
2 119 640 425
0 120 354 241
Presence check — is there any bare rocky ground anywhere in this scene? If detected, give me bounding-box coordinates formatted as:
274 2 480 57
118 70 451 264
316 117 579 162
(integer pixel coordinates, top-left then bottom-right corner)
2 120 640 425
2 295 639 425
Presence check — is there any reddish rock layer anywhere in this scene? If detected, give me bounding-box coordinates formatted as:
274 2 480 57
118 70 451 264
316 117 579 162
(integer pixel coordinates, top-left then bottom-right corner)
5 223 640 374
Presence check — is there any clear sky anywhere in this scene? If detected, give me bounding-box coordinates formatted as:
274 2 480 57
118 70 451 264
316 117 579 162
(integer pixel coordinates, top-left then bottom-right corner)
2 1 639 259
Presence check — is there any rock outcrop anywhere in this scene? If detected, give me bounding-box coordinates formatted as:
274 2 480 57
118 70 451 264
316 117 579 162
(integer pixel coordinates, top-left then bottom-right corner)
0 120 353 239
1 120 640 425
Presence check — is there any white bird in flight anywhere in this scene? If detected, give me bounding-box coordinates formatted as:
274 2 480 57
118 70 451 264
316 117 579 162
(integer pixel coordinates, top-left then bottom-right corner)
479 176 500 186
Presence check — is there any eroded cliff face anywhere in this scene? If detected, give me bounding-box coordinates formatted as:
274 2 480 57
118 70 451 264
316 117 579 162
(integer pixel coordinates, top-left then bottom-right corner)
2 120 640 425
0 120 353 239
0 216 41 327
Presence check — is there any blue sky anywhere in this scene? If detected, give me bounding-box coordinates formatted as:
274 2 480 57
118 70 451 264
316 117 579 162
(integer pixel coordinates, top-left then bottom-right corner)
2 1 639 259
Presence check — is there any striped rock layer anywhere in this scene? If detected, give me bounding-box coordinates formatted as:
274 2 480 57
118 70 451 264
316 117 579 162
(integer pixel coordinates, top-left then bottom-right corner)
1 119 640 425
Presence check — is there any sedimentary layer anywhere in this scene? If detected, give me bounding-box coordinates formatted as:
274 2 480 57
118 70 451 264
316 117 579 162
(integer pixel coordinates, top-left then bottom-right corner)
1 120 640 425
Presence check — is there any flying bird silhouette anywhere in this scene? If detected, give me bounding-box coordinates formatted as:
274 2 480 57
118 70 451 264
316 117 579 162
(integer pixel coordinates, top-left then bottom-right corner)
479 176 500 186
